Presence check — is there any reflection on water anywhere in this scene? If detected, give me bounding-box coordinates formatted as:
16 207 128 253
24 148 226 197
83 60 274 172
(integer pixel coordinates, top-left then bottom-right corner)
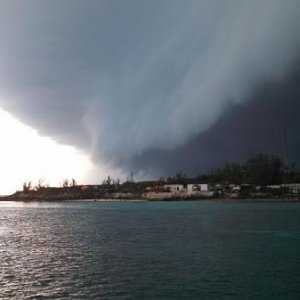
0 201 300 299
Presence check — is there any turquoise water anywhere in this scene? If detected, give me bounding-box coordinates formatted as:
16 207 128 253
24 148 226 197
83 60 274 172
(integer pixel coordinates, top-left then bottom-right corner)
0 201 300 299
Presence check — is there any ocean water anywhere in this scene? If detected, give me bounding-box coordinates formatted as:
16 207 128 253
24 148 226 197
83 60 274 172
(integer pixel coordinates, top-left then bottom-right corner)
0 201 300 299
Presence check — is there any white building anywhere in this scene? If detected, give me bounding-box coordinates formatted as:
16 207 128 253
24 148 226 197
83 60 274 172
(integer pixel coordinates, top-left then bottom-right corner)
164 184 185 193
281 183 300 194
267 185 281 190
187 184 209 193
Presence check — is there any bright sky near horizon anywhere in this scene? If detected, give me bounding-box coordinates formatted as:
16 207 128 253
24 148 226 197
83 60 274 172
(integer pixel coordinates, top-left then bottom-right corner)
0 107 94 195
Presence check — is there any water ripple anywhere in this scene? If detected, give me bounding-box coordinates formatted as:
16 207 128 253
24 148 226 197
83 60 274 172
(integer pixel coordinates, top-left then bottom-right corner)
0 201 300 299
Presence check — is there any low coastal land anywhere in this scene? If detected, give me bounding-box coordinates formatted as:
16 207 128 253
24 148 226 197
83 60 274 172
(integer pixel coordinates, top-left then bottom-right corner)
1 182 299 202
2 154 299 202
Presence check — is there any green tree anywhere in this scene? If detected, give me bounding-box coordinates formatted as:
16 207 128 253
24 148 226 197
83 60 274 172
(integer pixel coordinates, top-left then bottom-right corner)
103 175 112 185
221 163 244 184
35 179 48 190
71 178 77 186
62 179 69 188
23 181 32 192
244 154 284 185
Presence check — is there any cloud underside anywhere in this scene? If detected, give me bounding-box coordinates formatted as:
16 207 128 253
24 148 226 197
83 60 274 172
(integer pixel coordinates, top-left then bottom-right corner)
126 68 300 176
0 0 300 176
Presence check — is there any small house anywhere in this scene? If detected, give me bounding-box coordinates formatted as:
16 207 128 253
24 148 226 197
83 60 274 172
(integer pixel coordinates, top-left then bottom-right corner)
281 183 300 195
164 184 185 193
187 184 209 193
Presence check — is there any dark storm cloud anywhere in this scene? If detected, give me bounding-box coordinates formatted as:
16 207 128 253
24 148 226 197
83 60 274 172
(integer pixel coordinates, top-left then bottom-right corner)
0 0 300 176
127 67 300 176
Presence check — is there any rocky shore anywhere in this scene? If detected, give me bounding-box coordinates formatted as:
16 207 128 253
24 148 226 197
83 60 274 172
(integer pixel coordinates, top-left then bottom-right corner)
1 188 299 202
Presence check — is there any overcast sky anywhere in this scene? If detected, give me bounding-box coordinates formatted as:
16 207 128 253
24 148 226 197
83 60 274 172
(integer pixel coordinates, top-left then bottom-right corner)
0 0 300 186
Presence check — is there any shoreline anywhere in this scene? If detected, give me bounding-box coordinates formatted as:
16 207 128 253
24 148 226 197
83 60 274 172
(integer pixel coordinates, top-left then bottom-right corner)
1 197 299 203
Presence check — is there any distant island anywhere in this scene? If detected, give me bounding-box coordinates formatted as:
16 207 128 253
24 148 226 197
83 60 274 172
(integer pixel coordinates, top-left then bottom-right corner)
2 154 300 202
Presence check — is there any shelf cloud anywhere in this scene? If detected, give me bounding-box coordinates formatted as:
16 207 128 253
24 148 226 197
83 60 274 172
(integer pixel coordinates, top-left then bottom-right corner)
0 0 300 177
